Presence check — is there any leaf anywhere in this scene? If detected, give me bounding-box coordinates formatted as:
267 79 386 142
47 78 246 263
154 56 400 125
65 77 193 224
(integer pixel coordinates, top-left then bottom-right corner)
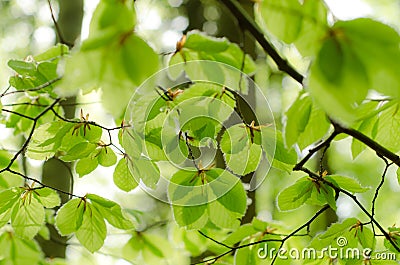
375 103 400 153
60 142 97 162
172 202 208 229
170 30 256 75
333 18 400 98
26 121 73 160
309 31 369 125
55 198 85 235
318 37 343 84
397 168 400 185
170 168 247 229
75 204 107 252
259 0 303 43
97 147 117 167
262 128 297 170
310 218 359 250
385 227 400 253
11 197 45 239
75 157 99 177
34 187 61 208
113 158 138 192
184 32 229 53
285 92 312 148
120 34 159 86
8 60 36 76
357 226 376 250
224 144 263 175
0 232 43 265
278 177 313 211
133 157 160 189
87 194 134 230
33 43 69 61
325 175 369 193
0 188 20 227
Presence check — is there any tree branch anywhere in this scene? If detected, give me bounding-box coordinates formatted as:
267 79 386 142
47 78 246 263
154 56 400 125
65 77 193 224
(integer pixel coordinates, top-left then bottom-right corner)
220 0 304 84
332 122 400 167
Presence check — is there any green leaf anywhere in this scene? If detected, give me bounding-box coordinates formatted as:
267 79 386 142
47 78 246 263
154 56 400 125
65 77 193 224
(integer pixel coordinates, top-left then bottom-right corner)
224 144 263 175
317 37 343 84
397 168 400 185
171 31 256 75
259 0 302 43
87 194 134 230
357 226 376 249
55 198 85 235
33 43 69 61
220 124 250 155
333 18 400 98
133 157 160 189
385 227 400 253
184 32 229 53
170 168 246 229
375 103 400 153
0 231 43 265
60 142 97 162
277 177 313 211
8 60 36 76
11 197 45 239
262 128 297 170
120 34 159 86
172 203 208 229
325 175 369 193
34 188 61 208
310 218 359 249
113 158 138 192
285 92 312 148
75 157 99 177
97 147 117 167
75 204 107 252
0 188 20 227
26 121 73 160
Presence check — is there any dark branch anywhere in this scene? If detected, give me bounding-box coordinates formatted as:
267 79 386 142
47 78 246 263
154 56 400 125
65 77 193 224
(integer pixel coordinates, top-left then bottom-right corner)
333 122 400 167
293 131 338 171
220 0 304 84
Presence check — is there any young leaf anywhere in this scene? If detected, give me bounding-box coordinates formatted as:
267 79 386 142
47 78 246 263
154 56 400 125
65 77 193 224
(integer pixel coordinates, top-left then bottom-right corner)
384 227 400 253
26 121 73 160
75 204 107 253
11 197 45 239
277 177 313 211
34 187 61 208
55 198 85 235
113 158 138 192
87 194 134 230
309 31 369 125
285 92 312 148
0 188 20 227
76 157 99 177
97 147 117 167
0 231 43 265
325 175 369 193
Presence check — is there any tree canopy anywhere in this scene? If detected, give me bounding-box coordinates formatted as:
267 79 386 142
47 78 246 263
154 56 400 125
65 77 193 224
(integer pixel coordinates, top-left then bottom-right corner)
0 0 399 264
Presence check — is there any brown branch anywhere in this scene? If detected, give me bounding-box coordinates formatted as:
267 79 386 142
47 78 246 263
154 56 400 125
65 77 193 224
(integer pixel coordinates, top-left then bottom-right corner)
332 122 400 167
220 0 304 84
293 131 338 171
47 0 73 47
